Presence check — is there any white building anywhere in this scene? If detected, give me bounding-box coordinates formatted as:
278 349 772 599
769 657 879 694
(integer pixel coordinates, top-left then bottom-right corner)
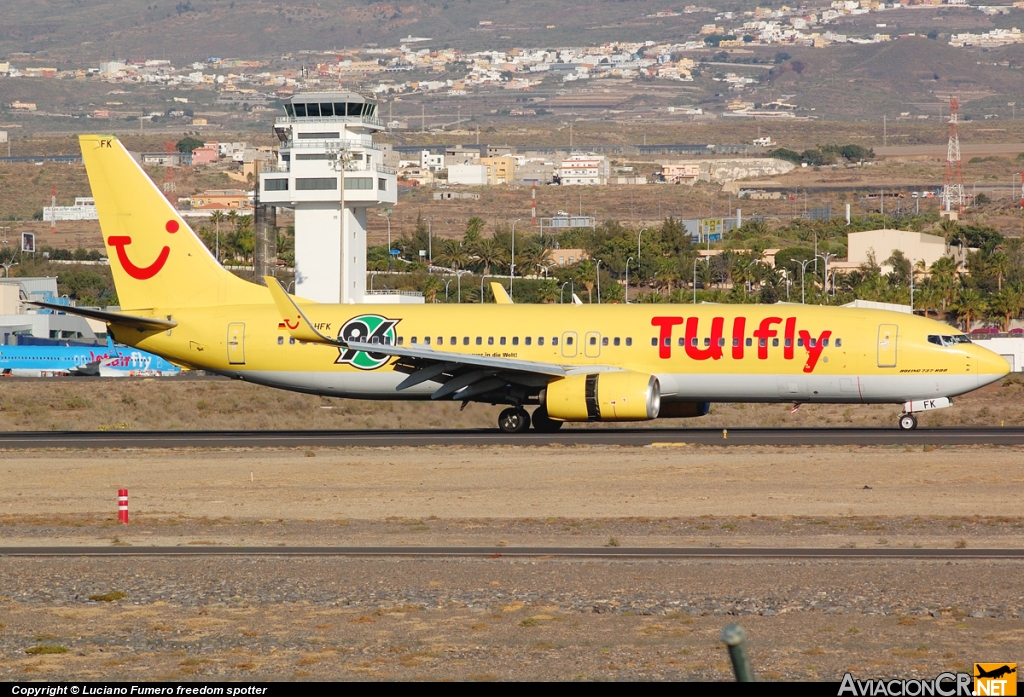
447 163 488 186
259 92 406 304
42 197 98 222
557 153 610 186
420 150 445 172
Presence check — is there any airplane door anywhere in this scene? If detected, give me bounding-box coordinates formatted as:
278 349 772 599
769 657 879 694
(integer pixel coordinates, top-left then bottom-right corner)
227 322 246 365
584 331 601 358
561 331 578 358
877 324 897 368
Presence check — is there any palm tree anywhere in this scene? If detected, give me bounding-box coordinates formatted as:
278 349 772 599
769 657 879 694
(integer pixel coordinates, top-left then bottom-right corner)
469 237 505 276
951 287 987 331
434 239 470 274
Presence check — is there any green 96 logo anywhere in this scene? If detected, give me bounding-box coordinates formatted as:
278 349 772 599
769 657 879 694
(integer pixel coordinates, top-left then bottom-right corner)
335 315 399 370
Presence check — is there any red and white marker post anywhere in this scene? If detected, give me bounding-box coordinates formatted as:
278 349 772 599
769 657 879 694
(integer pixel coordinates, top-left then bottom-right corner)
117 489 129 524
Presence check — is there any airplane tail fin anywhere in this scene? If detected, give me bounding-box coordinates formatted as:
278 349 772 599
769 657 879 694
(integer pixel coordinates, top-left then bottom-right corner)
80 135 266 311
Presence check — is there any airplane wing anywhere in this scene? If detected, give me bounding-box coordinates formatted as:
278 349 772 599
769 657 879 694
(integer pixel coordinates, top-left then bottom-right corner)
70 360 103 377
265 277 619 402
28 301 178 333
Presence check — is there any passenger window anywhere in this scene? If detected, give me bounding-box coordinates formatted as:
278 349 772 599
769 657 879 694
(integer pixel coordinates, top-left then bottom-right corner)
836 338 842 347
411 337 418 344
552 337 558 346
525 337 532 346
797 338 804 347
784 338 792 348
678 337 686 347
397 337 404 346
691 337 698 347
652 338 658 347
718 338 725 347
512 337 519 346
463 337 470 345
746 338 753 347
424 337 431 345
476 337 482 345
626 338 632 346
822 338 829 347
589 336 596 346
602 337 608 346
488 337 494 345
809 338 816 348
539 337 545 346
663 337 670 347
289 337 296 345
566 337 574 345
613 337 620 346
758 338 766 348
499 337 506 346
277 336 284 345
732 338 739 347
704 338 711 347
772 338 779 347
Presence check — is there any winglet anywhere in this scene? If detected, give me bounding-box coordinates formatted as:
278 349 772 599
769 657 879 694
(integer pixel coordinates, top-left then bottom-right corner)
571 293 583 306
265 276 343 346
490 281 513 304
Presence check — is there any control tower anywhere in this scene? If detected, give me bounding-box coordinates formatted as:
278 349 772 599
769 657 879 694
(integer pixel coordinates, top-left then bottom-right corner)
259 92 401 304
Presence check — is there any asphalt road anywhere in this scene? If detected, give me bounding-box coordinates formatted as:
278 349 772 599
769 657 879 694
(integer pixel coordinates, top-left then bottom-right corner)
0 427 1023 448
1 546 1021 558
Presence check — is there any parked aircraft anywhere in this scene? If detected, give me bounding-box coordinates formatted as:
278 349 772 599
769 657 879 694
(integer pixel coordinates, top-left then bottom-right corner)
38 135 1009 431
0 335 180 378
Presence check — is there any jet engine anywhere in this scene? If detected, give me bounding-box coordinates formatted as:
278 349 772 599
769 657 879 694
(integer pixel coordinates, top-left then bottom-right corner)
544 372 660 422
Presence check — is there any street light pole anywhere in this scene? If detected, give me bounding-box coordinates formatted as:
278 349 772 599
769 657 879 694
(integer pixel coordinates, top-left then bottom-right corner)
427 217 433 269
626 256 634 303
815 252 836 297
510 218 522 300
636 227 647 284
561 281 569 304
595 259 602 304
791 258 813 304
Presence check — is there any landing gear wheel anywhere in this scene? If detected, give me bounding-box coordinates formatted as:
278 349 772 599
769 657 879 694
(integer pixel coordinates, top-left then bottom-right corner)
531 406 564 433
498 407 531 434
898 413 918 431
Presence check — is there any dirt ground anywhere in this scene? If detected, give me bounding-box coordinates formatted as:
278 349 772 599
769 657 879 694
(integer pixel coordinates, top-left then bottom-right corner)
1 443 1023 681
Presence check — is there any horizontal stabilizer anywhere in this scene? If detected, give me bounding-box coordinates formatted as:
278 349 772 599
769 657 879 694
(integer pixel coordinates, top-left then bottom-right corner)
28 301 178 332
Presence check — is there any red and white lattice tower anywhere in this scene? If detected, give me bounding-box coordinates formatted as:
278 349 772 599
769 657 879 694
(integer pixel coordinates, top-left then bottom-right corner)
942 96 966 214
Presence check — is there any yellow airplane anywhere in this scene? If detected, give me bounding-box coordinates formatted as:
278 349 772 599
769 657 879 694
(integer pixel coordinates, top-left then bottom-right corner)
40 135 1010 433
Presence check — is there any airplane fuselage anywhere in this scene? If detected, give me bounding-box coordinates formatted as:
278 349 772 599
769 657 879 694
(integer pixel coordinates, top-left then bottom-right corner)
117 302 1005 406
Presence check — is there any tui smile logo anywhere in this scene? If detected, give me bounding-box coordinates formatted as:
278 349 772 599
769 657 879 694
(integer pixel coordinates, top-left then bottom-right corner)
107 219 178 280
335 315 399 370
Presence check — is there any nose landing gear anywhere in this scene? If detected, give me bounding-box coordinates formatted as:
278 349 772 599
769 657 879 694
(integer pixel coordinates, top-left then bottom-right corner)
898 413 918 431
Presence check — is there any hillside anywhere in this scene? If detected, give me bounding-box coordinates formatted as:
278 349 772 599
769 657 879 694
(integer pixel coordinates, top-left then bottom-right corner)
0 0 721 63
760 37 1024 119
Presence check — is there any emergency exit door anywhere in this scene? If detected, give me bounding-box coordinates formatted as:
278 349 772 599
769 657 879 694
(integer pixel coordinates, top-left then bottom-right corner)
227 323 246 365
877 324 897 368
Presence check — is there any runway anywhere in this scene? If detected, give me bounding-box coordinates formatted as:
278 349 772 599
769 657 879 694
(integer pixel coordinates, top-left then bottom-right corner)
2 546 1022 558
1 426 1023 448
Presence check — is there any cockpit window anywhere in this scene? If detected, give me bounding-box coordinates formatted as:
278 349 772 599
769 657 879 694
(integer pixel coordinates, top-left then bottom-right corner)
928 334 972 347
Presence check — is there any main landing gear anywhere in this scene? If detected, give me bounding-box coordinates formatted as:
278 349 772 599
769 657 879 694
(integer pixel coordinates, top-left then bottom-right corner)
898 413 918 431
497 406 565 433
498 407 531 433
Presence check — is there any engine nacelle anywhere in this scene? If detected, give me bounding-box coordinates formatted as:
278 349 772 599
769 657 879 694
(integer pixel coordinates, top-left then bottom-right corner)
545 372 660 422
